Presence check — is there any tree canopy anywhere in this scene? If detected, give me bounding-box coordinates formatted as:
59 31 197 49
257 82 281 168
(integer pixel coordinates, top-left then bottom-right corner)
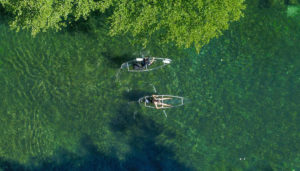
0 0 245 51
0 0 113 34
109 0 245 51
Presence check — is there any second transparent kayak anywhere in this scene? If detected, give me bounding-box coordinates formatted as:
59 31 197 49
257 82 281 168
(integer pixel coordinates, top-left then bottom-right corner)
138 95 184 109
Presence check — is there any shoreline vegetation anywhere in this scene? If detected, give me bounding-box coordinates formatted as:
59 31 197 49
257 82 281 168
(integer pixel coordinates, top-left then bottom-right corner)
0 0 299 170
0 0 246 51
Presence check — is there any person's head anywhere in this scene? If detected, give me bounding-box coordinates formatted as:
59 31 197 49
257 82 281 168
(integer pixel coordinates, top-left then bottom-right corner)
147 96 154 103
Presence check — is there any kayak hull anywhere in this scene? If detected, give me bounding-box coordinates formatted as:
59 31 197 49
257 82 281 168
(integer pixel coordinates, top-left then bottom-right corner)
139 95 184 109
121 57 171 72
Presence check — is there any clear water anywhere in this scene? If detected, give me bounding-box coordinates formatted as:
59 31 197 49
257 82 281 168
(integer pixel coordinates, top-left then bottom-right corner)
0 5 299 171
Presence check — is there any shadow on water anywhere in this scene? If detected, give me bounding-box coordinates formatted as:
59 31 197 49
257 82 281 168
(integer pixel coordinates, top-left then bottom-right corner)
122 90 152 102
0 136 123 170
0 112 191 171
60 10 138 69
0 4 12 22
104 53 135 69
109 104 190 171
258 0 271 8
63 10 110 34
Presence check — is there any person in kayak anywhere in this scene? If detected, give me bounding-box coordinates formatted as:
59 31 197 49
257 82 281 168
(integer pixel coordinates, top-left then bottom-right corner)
133 57 155 70
146 95 172 109
142 57 155 67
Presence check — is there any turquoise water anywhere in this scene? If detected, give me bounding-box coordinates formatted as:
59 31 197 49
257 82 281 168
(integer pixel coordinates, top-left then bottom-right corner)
0 4 299 171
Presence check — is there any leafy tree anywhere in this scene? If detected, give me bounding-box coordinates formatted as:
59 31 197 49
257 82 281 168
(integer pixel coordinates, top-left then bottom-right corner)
0 0 113 35
0 0 245 51
109 0 246 51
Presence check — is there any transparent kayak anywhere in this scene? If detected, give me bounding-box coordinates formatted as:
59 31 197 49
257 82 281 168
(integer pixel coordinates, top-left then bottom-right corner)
138 95 184 109
120 57 172 72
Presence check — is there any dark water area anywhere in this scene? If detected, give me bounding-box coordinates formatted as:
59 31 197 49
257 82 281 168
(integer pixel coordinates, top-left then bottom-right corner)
0 2 299 171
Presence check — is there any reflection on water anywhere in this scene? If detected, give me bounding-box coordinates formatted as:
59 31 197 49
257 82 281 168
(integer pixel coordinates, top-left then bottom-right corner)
0 4 299 171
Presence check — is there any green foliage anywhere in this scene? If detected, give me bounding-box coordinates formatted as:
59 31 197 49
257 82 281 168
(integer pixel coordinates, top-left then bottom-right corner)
108 0 246 51
0 0 113 35
0 0 245 51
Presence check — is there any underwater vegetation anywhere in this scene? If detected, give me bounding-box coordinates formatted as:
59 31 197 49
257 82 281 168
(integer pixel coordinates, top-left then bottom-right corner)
0 0 299 171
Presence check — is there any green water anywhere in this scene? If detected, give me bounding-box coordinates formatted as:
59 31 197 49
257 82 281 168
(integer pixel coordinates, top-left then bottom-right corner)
0 5 299 171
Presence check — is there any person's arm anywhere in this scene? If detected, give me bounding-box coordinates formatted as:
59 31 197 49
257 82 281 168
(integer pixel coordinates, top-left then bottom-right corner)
150 58 155 65
160 97 172 100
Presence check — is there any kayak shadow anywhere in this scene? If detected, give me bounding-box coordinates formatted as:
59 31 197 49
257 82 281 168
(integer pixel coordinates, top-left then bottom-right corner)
122 89 152 102
104 53 134 69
